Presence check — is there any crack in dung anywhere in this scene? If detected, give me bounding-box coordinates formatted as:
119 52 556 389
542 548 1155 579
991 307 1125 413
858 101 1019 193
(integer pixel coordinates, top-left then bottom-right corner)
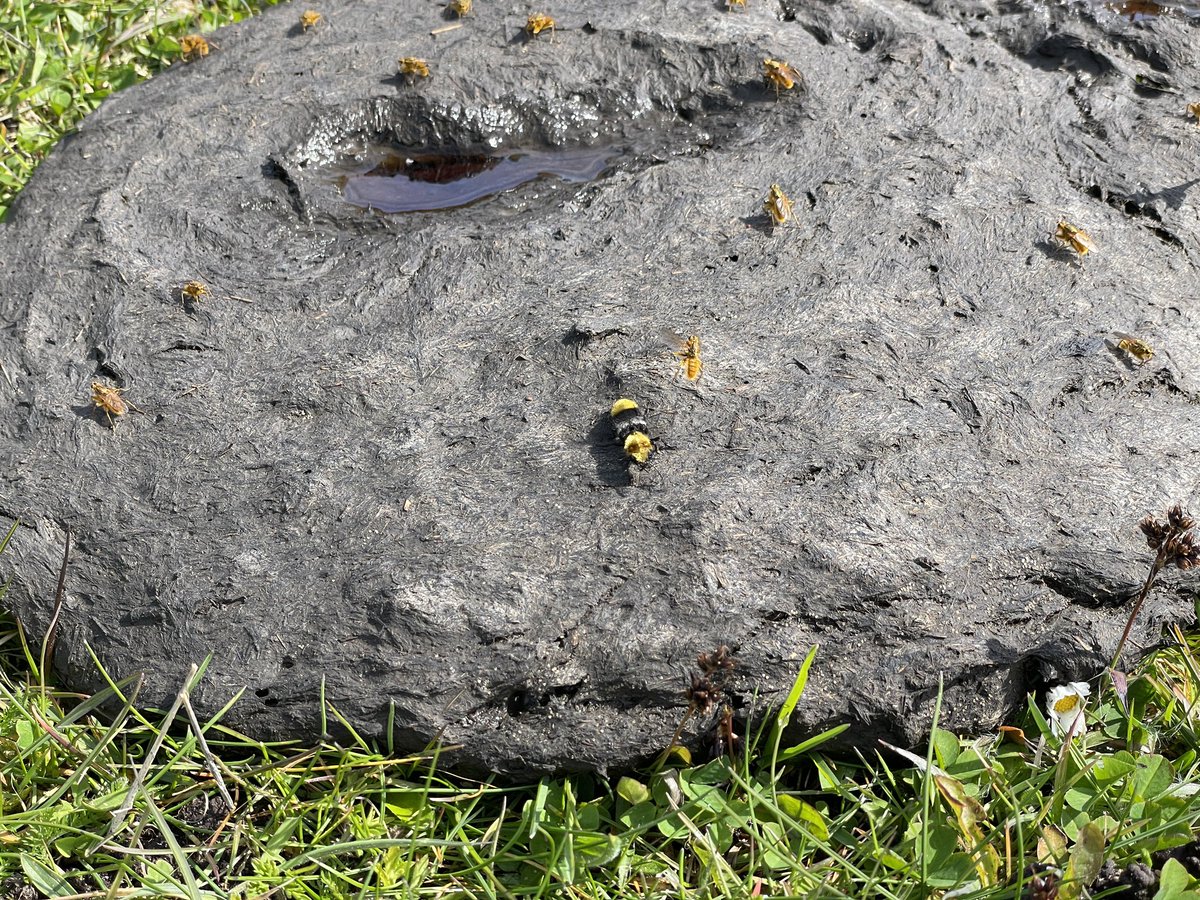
262 155 308 224
1040 570 1136 610
1082 183 1190 252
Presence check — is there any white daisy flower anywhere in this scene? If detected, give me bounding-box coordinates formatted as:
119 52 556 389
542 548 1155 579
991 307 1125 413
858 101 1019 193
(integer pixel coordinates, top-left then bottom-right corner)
1046 682 1091 739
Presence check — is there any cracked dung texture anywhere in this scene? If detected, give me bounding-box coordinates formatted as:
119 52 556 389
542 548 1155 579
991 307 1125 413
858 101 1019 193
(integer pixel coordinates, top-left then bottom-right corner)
2 0 1200 778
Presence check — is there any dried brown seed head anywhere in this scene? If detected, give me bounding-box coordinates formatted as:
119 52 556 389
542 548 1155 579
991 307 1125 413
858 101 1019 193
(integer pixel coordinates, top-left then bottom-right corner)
1140 515 1170 550
1168 504 1195 531
697 645 735 675
686 673 715 714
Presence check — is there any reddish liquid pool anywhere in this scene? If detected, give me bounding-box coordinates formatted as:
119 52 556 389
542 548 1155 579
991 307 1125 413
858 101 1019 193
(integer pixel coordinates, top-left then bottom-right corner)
338 146 618 213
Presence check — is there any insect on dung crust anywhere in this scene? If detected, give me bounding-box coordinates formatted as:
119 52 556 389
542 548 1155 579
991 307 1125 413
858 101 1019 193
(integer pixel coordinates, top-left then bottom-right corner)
609 398 654 465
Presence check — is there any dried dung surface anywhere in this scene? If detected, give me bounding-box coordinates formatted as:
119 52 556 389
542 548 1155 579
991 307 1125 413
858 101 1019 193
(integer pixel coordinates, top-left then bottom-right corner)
2 0 1199 777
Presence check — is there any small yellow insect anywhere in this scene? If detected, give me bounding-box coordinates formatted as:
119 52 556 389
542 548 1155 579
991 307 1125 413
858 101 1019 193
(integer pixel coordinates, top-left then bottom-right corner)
1054 220 1097 256
448 0 473 16
180 280 211 305
91 382 130 427
763 184 794 228
1113 332 1155 364
299 10 322 31
397 57 431 81
180 34 211 61
674 334 702 381
726 0 747 9
526 13 556 38
1188 102 1200 123
763 58 803 96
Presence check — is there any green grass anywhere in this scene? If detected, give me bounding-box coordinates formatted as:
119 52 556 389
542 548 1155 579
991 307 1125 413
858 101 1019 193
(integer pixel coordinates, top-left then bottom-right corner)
5 3 1200 896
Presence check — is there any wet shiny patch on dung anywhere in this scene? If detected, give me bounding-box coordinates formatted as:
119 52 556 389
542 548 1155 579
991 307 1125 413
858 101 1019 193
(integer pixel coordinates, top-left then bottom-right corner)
337 146 618 213
1098 0 1200 18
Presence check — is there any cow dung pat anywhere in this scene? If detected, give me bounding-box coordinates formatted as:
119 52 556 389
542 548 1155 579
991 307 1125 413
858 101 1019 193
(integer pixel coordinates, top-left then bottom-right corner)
2 0 1199 778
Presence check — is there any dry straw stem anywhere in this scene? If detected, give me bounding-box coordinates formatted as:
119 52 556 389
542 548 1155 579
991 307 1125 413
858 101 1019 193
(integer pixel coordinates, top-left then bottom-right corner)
1111 504 1200 670
100 661 233 845
38 524 70 699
